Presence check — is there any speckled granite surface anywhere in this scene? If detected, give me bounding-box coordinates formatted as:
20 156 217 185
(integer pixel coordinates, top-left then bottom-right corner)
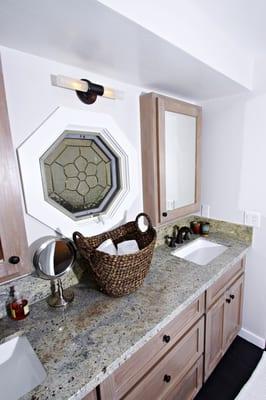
0 216 252 320
156 215 253 246
0 232 250 400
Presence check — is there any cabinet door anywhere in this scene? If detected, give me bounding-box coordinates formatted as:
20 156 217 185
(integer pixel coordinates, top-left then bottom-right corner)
205 294 226 381
0 54 30 283
224 275 244 351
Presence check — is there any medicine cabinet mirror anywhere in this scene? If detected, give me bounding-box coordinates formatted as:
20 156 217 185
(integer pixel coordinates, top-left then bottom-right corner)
140 93 201 226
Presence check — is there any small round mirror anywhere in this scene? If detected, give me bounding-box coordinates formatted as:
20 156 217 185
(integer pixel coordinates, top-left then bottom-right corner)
34 237 76 279
33 237 76 307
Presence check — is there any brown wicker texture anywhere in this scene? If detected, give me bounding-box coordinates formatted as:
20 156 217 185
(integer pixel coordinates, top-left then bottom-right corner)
73 213 156 297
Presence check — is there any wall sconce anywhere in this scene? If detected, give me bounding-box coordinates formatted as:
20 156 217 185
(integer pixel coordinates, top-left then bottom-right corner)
51 75 118 104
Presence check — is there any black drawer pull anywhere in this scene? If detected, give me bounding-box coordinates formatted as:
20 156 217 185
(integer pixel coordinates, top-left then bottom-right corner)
162 212 168 217
230 294 235 300
164 374 171 383
163 335 171 343
226 298 231 304
9 256 20 264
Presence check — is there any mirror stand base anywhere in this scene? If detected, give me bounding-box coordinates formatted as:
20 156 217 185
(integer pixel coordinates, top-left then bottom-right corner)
47 278 74 307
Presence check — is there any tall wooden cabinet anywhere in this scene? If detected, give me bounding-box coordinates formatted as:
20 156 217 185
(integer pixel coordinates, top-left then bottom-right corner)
0 54 30 283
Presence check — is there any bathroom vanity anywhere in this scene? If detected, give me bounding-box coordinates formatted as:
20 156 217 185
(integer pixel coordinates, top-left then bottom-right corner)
99 257 245 399
0 227 250 400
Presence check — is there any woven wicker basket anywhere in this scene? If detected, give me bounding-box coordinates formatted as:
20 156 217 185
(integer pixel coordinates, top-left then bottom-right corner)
73 213 156 297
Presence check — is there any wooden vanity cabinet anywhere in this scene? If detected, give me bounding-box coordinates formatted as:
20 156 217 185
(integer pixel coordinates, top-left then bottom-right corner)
99 294 205 400
0 54 30 283
96 258 245 400
205 260 245 380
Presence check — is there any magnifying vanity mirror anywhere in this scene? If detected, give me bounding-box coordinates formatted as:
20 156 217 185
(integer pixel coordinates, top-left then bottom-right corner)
33 237 76 307
140 92 201 226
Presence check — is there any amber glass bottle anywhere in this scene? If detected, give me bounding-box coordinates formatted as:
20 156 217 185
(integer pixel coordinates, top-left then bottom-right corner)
6 286 29 320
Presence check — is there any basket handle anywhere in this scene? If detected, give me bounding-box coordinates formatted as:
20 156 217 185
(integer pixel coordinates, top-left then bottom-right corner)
135 213 153 233
73 231 84 244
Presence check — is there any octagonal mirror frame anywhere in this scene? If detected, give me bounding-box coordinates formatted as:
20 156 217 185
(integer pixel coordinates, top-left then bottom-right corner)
17 107 137 237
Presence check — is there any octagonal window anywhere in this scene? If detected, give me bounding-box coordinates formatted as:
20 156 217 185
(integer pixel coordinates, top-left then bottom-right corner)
40 130 121 220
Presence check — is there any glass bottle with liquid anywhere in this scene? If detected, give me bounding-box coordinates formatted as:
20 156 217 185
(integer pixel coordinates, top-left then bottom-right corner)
6 286 29 320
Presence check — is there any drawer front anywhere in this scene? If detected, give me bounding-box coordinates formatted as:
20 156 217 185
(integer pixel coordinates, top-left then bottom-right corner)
124 318 204 400
113 294 204 399
167 356 203 400
82 389 97 400
206 258 244 309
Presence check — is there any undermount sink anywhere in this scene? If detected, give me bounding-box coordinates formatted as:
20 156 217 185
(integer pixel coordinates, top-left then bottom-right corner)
0 335 46 400
171 238 228 266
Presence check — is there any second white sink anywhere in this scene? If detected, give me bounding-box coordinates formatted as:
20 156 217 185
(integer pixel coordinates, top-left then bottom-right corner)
0 335 46 400
171 238 227 265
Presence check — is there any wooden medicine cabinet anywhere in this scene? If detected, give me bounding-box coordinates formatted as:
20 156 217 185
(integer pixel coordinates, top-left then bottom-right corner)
140 92 201 226
0 54 30 283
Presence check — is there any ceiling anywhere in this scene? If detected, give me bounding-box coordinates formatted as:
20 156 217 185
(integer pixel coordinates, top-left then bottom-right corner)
0 0 253 100
193 0 266 57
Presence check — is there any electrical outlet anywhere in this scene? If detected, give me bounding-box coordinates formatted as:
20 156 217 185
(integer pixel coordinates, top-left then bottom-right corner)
201 204 210 218
244 211 261 228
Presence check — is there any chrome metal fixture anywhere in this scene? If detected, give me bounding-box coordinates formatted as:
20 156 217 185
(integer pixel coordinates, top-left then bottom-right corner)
33 237 76 307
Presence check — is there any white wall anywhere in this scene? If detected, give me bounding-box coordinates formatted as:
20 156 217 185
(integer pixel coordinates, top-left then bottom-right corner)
99 0 253 90
202 93 266 347
0 46 145 245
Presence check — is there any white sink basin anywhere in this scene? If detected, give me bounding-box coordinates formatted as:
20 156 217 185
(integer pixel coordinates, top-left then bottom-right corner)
171 238 228 265
0 335 46 400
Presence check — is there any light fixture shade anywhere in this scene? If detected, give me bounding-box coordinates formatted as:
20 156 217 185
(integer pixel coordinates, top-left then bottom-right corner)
51 74 121 102
51 75 88 92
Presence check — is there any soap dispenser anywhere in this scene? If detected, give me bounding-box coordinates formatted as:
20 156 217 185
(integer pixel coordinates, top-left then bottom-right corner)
6 286 29 320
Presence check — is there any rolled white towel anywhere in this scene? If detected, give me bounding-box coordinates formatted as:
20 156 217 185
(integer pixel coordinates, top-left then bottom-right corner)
97 239 117 255
117 240 139 255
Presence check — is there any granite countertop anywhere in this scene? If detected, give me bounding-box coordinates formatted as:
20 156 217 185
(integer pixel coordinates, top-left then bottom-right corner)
0 233 249 400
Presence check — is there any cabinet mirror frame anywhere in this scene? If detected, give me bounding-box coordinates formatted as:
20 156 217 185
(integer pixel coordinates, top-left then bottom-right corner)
140 92 201 226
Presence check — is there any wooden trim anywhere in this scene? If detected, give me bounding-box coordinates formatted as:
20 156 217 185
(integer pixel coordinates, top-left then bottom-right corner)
140 93 160 226
0 53 31 283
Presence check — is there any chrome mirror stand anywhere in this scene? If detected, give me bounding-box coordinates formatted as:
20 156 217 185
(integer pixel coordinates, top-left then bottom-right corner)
47 278 74 308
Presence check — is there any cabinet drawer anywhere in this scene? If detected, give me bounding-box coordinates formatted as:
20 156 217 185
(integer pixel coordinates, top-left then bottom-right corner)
167 356 203 400
124 318 204 400
111 294 204 399
206 258 244 309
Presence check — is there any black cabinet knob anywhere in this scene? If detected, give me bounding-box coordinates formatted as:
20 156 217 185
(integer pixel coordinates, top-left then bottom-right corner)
162 212 168 217
163 334 171 343
230 294 235 300
9 256 20 264
164 374 171 383
226 298 231 304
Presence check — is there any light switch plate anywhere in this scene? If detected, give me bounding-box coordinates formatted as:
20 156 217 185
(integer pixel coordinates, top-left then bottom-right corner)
201 204 210 218
244 210 261 228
